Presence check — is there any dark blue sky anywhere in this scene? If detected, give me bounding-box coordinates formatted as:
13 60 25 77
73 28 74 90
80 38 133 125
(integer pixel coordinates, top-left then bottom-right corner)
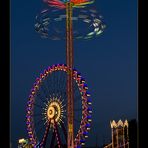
11 0 137 147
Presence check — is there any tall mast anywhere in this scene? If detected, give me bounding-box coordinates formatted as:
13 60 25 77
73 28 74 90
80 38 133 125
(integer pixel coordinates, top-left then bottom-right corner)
66 2 74 148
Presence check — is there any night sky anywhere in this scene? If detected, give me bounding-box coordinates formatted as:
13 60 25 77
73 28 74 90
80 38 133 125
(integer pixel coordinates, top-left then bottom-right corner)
11 0 137 147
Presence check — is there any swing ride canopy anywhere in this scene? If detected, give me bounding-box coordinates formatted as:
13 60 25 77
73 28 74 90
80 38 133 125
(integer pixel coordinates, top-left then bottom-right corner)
43 0 95 9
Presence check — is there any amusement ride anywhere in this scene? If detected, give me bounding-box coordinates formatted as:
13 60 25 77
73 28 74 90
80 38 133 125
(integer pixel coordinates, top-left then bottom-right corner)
26 0 105 147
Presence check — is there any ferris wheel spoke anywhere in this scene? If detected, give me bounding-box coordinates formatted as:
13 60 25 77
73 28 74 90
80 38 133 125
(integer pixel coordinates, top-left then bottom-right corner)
61 91 67 104
74 108 81 111
33 113 42 117
54 121 62 147
59 71 64 95
60 71 66 95
46 74 53 95
55 72 59 94
58 69 64 92
55 72 59 95
61 122 67 143
74 83 78 91
36 124 46 138
50 130 56 148
38 79 50 100
45 73 57 97
54 73 58 94
52 72 56 93
40 84 49 99
75 88 81 95
52 72 56 94
50 72 55 91
33 103 44 108
34 119 44 128
74 95 81 103
58 72 66 97
36 92 47 103
44 77 51 97
41 121 51 147
74 118 81 123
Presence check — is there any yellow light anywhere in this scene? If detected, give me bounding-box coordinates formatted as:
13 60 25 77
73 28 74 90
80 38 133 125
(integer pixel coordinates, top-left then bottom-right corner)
43 97 65 128
31 91 35 94
18 138 26 144
117 119 123 127
28 131 32 134
110 120 117 128
69 123 73 132
124 120 128 127
88 119 92 122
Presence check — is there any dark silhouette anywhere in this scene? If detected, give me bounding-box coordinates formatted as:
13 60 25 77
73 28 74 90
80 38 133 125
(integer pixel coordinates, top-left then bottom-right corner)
128 119 138 148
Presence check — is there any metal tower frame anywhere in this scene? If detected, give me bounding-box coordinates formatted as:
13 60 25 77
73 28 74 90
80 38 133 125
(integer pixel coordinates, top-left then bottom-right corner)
66 2 74 148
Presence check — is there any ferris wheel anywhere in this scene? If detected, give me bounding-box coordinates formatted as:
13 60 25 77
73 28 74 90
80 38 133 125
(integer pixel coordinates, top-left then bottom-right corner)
26 64 92 147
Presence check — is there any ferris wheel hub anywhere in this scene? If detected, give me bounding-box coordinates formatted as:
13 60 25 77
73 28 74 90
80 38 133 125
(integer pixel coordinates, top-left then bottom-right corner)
45 97 64 125
47 106 55 119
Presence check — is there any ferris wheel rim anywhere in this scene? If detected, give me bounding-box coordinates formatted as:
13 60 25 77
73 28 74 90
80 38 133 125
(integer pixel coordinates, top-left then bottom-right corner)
26 64 92 147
